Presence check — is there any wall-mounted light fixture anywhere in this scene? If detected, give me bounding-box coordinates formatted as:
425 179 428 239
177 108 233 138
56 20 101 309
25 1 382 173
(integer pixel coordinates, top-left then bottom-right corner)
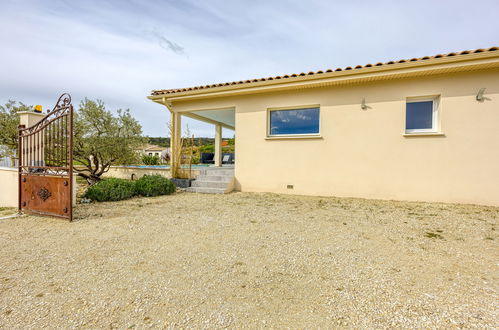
361 98 371 110
476 88 490 102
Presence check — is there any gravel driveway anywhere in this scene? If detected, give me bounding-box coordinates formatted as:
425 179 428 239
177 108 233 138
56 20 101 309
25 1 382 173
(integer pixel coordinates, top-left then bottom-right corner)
0 192 497 328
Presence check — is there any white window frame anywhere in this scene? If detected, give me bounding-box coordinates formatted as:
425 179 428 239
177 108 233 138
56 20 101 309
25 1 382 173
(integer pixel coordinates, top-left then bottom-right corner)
267 105 321 138
405 96 440 134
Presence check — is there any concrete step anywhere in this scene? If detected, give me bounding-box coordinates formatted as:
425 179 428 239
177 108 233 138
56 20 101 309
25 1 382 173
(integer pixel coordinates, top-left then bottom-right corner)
187 168 234 194
198 169 234 176
185 187 226 194
191 180 228 189
195 175 232 183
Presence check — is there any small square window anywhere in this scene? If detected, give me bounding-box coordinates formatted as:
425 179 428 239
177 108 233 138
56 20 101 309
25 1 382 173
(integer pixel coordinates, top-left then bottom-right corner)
406 97 439 133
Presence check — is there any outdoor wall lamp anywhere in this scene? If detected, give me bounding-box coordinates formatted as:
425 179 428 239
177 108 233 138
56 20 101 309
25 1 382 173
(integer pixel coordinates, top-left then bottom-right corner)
476 88 490 102
361 98 371 110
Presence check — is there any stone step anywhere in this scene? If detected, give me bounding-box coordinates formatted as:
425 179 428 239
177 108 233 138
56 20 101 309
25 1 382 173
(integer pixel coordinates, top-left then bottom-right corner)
191 180 228 189
198 169 234 176
185 187 226 194
187 169 234 194
195 175 232 183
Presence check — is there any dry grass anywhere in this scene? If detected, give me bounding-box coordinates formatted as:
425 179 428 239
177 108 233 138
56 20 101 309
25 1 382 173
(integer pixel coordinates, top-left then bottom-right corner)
0 192 497 328
0 207 16 217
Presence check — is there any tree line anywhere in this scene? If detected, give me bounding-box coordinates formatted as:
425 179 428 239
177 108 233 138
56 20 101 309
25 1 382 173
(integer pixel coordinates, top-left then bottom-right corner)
0 99 144 184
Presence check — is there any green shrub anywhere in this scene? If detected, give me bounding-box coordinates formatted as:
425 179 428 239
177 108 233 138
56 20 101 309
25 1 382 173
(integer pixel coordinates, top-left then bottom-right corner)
83 178 136 202
198 144 214 153
134 175 176 197
142 154 160 165
190 154 200 164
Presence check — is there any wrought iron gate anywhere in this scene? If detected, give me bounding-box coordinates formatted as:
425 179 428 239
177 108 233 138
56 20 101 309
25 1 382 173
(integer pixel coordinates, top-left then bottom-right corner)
18 93 74 221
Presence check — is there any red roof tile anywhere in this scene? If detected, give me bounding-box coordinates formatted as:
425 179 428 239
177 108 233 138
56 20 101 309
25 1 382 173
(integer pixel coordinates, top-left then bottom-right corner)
151 47 498 96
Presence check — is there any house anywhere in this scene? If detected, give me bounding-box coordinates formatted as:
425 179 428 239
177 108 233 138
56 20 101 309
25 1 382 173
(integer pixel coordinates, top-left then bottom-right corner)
136 144 170 162
148 47 499 206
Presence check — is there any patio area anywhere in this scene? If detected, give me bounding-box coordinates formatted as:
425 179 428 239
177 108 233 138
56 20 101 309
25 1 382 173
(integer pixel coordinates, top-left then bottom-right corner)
0 192 497 328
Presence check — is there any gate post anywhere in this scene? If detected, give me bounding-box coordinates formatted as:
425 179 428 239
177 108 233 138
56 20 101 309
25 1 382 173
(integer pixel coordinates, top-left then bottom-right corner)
19 111 45 127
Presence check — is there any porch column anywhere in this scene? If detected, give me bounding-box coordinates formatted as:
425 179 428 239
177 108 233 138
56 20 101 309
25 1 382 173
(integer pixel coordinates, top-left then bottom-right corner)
170 111 182 171
214 124 222 167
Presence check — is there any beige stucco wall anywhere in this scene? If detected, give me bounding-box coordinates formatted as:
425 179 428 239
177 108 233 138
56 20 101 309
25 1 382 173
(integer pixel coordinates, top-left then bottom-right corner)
0 167 19 208
172 69 499 206
18 111 45 128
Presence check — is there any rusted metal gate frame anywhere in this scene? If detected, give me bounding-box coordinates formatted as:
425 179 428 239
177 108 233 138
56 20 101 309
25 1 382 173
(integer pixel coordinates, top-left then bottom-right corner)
18 93 74 221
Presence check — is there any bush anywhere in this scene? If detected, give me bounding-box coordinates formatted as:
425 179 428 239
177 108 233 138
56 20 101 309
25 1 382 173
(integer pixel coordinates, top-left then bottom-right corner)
142 154 160 165
134 175 176 197
198 144 214 153
190 154 200 164
83 178 136 202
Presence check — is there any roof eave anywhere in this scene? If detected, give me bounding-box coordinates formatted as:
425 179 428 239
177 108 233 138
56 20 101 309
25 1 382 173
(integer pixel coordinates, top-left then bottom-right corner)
149 50 499 102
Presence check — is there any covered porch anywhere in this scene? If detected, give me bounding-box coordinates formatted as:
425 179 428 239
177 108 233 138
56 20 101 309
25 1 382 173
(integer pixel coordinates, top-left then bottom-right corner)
157 102 236 169
148 94 237 194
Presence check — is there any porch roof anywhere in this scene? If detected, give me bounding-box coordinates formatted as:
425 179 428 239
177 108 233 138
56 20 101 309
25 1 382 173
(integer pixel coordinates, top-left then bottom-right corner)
182 108 235 130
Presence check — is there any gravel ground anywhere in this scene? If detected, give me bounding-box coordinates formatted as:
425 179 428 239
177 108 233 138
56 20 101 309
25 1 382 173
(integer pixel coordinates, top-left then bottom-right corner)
0 192 497 328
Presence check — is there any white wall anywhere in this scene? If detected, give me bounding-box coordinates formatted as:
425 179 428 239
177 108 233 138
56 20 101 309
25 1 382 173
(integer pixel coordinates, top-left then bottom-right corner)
0 167 18 208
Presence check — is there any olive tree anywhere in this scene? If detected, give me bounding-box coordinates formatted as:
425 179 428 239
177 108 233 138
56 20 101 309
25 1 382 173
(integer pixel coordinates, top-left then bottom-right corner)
74 98 145 184
0 100 31 166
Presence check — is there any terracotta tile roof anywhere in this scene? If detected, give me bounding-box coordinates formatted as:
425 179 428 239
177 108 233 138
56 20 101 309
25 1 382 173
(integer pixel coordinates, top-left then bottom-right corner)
137 144 168 151
151 47 498 96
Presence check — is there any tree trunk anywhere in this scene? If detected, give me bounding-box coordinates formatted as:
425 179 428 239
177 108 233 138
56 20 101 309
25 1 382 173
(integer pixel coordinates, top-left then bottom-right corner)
77 172 101 185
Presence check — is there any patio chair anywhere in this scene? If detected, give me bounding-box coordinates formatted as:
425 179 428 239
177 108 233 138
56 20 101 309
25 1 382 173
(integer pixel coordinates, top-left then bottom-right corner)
222 153 235 164
200 152 215 164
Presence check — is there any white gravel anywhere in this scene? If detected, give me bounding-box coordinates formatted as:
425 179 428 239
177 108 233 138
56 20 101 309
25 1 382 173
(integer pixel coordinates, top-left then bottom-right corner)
0 192 497 328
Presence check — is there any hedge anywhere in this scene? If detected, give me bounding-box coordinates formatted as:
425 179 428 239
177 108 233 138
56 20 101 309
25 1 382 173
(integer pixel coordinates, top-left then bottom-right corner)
83 175 176 202
134 175 176 197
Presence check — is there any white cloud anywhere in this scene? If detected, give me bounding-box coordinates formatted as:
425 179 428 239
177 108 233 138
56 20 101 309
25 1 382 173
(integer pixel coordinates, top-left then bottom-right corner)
0 0 498 138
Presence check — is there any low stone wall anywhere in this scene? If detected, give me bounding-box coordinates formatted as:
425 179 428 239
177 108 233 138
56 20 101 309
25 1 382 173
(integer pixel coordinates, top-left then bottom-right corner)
0 167 18 207
103 166 202 181
103 166 203 182
103 166 172 180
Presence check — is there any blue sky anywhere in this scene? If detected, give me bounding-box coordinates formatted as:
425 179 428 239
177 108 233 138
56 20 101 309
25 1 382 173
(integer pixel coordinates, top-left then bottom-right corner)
1 0 498 138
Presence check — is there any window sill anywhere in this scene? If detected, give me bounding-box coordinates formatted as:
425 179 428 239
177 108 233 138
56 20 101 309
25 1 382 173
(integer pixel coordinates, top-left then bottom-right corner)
403 132 445 137
265 135 323 140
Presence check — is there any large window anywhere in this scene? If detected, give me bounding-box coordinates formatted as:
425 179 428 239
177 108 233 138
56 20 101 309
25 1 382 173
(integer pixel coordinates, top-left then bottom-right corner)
268 107 320 136
406 97 439 133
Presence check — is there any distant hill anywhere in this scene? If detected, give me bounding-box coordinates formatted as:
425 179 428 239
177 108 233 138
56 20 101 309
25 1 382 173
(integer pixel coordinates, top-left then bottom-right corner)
147 137 216 147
